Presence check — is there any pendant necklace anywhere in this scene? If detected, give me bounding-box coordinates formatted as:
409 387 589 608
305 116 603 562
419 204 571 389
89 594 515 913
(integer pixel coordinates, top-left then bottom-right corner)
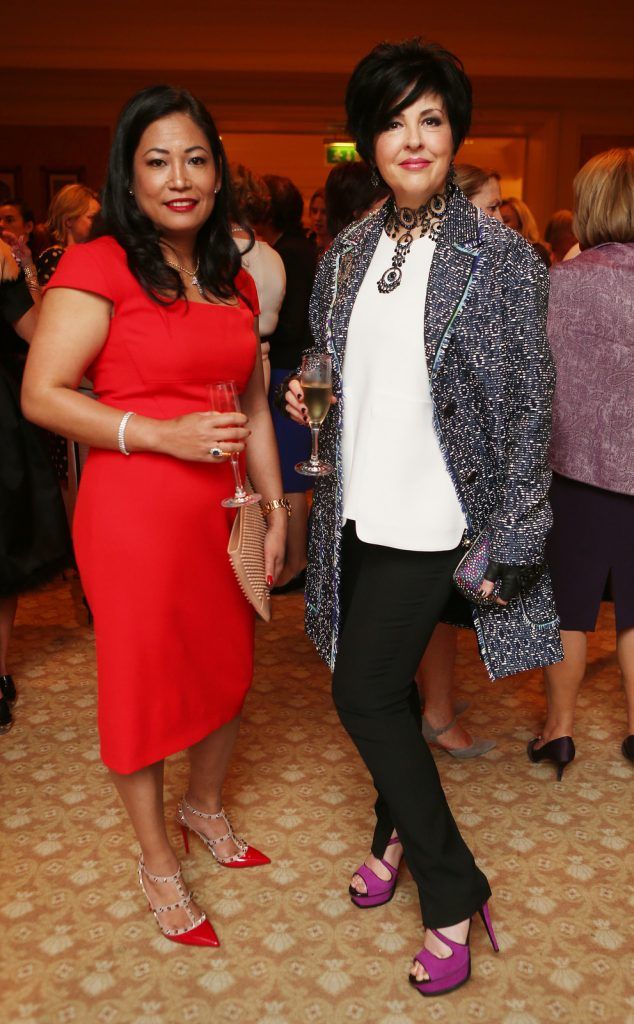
165 256 204 297
377 187 450 294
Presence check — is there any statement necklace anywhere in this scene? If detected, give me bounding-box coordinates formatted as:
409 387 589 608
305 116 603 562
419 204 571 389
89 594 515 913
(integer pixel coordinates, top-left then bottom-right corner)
165 256 204 297
377 189 450 294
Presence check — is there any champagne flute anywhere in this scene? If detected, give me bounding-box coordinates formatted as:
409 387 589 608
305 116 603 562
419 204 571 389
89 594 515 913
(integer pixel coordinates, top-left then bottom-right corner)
208 381 261 508
295 353 334 477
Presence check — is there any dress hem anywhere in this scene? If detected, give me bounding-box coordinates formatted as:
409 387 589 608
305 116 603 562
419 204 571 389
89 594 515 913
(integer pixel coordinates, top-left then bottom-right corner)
99 693 250 775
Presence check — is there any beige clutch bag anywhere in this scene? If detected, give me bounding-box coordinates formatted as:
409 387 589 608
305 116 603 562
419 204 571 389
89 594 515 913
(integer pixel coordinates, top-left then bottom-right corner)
227 499 271 622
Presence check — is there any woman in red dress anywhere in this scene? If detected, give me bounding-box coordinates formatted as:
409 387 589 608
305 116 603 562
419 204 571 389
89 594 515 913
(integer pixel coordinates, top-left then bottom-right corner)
22 87 287 948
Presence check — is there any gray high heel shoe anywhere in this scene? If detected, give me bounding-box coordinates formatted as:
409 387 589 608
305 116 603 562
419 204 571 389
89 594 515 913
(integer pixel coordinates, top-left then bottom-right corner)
444 736 496 759
422 711 496 759
421 700 470 743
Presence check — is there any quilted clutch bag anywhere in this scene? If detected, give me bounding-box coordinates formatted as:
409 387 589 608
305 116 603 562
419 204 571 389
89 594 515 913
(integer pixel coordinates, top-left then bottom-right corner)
227 498 271 622
452 530 501 606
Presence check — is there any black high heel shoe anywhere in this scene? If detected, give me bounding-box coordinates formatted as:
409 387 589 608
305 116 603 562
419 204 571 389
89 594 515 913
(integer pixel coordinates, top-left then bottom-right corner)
527 736 575 781
0 694 12 734
0 674 16 703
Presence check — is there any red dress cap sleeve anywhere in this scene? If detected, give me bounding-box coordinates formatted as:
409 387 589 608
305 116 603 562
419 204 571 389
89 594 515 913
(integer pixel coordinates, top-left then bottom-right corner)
236 268 260 317
44 238 121 305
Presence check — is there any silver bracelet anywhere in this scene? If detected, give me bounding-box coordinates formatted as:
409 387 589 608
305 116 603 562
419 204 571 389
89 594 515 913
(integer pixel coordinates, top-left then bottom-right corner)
117 411 135 456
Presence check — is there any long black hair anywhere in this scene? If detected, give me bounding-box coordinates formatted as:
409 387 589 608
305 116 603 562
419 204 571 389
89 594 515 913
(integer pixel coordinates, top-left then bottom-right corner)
101 85 248 305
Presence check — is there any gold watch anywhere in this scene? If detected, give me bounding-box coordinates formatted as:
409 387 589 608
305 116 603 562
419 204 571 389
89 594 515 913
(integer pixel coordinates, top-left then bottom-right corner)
260 498 292 518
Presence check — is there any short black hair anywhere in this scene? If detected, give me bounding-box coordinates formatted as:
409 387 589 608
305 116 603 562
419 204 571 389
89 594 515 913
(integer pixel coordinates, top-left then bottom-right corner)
102 85 245 305
345 39 472 163
262 175 304 233
0 198 35 224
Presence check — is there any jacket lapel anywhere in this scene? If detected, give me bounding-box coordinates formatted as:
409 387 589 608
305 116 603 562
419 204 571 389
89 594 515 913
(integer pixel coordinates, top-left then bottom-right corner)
325 190 481 382
424 191 481 378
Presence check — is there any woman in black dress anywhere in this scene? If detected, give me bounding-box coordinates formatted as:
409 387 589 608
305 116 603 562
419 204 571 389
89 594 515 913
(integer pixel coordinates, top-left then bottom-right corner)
0 239 71 731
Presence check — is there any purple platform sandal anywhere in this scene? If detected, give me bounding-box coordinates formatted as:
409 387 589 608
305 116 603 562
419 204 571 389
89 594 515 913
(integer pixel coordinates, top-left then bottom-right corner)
349 836 401 909
409 902 499 997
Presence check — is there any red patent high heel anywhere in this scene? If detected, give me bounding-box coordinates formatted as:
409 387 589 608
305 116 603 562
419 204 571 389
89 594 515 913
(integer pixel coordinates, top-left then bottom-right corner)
176 796 271 868
137 856 219 947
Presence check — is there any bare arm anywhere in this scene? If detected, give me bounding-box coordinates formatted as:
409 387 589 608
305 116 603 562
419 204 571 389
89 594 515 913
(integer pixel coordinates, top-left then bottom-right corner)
21 287 249 461
241 318 287 584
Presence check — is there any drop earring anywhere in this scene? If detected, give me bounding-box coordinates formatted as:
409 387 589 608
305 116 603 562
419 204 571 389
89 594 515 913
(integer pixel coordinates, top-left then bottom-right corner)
370 167 380 188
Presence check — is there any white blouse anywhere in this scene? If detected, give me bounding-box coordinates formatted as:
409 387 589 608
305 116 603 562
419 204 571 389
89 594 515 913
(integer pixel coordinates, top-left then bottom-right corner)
342 230 466 551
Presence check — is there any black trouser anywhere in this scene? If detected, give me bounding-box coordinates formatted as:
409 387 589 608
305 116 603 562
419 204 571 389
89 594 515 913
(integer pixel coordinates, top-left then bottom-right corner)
332 522 491 928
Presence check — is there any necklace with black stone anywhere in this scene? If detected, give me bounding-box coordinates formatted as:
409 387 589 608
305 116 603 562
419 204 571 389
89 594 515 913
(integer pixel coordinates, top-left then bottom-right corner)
377 188 450 294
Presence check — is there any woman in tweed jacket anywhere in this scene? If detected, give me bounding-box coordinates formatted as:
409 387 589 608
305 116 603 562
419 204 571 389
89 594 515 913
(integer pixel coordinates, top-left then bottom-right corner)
283 39 561 997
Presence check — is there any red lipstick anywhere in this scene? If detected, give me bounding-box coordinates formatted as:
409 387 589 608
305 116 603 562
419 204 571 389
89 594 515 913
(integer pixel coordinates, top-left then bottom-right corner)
164 199 199 212
400 159 431 170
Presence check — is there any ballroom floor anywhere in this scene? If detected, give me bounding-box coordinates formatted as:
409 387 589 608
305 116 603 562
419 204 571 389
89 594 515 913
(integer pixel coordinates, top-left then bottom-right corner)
1 577 632 1024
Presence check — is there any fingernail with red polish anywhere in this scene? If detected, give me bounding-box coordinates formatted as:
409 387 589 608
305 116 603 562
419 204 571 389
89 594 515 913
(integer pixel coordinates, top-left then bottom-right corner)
266 575 273 587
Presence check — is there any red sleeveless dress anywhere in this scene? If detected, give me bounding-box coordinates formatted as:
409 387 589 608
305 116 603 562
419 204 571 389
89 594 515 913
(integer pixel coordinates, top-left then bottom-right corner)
49 237 259 773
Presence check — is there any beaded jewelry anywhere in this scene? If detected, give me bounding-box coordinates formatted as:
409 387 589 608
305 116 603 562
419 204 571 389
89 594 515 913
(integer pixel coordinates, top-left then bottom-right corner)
377 187 451 294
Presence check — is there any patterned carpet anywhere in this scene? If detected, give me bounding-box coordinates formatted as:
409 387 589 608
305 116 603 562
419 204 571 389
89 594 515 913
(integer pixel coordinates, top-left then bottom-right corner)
1 578 632 1024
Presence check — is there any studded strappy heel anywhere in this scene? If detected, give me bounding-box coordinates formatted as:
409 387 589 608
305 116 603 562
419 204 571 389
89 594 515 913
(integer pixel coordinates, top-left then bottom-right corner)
176 796 271 868
137 856 219 947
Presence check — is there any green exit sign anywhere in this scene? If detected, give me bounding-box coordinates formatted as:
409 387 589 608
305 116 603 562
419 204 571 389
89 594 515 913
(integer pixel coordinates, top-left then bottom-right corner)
325 142 359 164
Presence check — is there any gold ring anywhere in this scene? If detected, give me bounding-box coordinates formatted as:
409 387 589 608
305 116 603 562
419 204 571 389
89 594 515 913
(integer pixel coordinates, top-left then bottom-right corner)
209 446 231 458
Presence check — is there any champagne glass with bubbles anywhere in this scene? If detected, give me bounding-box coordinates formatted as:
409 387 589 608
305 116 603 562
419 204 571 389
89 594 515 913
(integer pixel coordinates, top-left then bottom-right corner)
295 353 334 477
208 381 261 508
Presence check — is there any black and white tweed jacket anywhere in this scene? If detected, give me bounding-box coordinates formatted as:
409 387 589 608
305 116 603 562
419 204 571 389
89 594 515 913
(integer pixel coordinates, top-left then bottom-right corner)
302 187 563 681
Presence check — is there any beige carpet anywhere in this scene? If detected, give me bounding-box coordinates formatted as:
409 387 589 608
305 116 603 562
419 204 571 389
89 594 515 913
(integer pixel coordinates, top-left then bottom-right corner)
1 578 632 1024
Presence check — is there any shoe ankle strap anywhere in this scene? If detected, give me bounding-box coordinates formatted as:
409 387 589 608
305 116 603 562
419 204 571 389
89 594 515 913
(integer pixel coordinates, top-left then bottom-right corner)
181 795 227 822
429 927 469 951
139 855 183 886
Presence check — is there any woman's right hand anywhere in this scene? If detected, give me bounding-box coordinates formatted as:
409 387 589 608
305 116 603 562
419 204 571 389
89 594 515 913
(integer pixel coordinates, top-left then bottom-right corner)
156 411 251 462
285 375 336 426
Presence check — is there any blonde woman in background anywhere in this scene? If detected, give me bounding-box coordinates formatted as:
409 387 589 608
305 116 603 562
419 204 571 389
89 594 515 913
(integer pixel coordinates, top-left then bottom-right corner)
415 163 503 759
230 164 286 393
455 164 503 220
500 195 551 265
36 184 101 284
530 147 634 774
